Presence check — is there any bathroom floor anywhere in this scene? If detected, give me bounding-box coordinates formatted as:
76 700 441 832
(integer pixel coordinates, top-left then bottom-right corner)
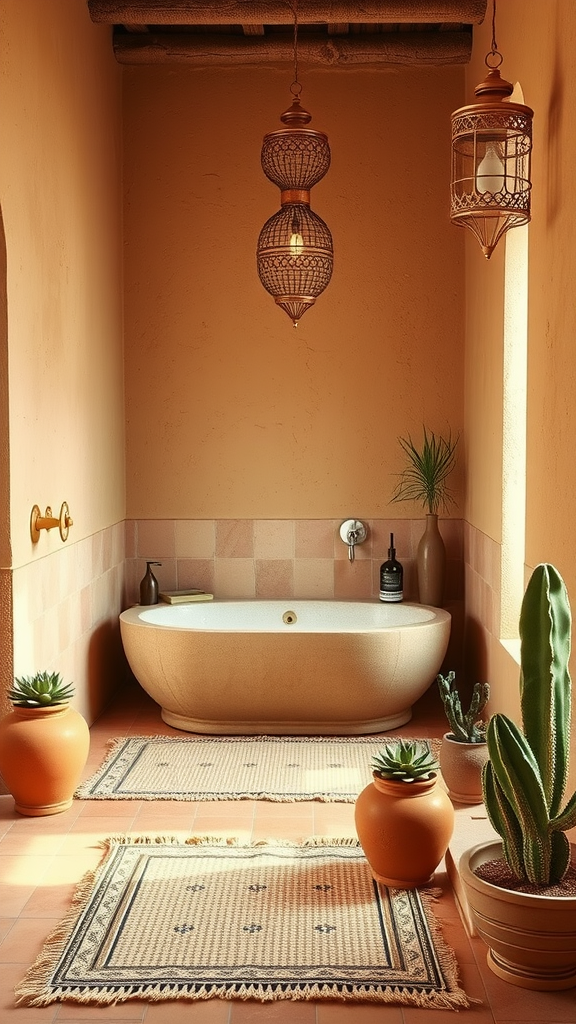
1 683 574 1023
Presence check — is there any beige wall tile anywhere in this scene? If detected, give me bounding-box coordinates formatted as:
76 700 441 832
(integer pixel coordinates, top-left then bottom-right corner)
137 519 176 558
216 520 253 558
293 558 334 598
295 520 337 558
176 558 215 593
174 520 215 558
254 519 294 559
214 558 255 597
255 559 294 598
334 558 372 598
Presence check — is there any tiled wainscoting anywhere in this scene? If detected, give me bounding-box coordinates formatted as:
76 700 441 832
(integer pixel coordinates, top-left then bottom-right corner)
463 522 502 641
8 521 126 722
125 517 465 605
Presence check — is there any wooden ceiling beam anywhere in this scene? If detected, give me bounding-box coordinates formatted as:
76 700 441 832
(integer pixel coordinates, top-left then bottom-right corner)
88 2 487 26
113 28 472 65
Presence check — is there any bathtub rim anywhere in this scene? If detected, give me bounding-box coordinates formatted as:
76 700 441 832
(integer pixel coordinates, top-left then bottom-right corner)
119 599 451 634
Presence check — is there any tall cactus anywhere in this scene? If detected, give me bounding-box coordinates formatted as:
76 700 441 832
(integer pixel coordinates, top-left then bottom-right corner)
483 564 576 885
437 671 489 742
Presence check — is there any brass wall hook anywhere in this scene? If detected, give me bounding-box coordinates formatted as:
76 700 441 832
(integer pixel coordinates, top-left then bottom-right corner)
30 502 74 543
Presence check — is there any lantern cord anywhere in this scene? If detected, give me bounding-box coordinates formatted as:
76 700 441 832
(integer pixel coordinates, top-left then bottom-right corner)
289 0 302 98
485 0 503 69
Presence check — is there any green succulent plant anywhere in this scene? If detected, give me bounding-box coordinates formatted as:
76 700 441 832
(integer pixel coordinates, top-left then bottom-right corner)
390 427 459 515
483 564 576 886
371 739 439 783
8 671 75 708
437 671 490 743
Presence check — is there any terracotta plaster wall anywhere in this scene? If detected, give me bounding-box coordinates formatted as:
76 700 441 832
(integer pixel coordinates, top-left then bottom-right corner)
124 64 465 521
0 0 125 720
464 1 576 788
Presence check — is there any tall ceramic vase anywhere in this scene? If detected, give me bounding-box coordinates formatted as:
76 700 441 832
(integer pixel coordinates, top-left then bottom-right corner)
0 704 90 815
417 513 446 607
354 772 454 888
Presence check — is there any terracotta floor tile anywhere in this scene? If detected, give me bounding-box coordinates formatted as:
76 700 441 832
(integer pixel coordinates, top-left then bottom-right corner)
55 1001 146 1020
20 883 78 918
0 855 56 885
2 961 58 1020
316 1002 404 1021
0 915 61 963
230 1001 317 1022
144 999 231 1022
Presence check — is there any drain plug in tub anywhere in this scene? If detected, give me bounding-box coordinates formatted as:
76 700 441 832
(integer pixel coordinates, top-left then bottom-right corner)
282 610 297 624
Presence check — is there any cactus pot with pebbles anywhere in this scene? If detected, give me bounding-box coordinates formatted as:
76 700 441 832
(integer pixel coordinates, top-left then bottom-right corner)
354 739 454 888
0 672 89 816
459 565 576 990
437 672 490 804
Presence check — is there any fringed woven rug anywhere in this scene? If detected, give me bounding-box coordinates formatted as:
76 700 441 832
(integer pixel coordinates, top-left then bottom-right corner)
77 735 440 802
15 836 474 1009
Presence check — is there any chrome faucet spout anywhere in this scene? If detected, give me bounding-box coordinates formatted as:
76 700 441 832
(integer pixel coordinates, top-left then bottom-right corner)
339 519 368 563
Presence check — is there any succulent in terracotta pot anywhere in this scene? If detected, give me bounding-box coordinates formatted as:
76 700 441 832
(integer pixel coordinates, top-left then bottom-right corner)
0 670 89 816
437 672 490 804
371 738 439 781
8 671 75 707
459 563 576 990
355 739 454 888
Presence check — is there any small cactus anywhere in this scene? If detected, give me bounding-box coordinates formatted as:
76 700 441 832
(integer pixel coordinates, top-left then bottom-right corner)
9 671 75 708
371 739 439 783
437 671 489 743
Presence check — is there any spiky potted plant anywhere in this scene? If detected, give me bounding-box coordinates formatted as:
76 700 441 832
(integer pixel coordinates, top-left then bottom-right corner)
437 672 490 804
0 671 90 816
354 738 454 888
390 427 459 606
459 564 576 990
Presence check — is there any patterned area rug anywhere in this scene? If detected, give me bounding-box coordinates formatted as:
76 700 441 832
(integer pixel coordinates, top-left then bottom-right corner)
77 735 440 802
15 836 474 1009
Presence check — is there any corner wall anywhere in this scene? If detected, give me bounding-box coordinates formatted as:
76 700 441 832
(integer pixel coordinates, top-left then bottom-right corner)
464 0 576 789
0 0 125 722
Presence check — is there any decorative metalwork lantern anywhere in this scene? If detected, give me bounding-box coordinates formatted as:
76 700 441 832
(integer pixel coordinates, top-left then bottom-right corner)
257 94 333 326
450 0 533 259
256 2 333 326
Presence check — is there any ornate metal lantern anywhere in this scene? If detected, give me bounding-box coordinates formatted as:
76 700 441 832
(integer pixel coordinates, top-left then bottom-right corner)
256 2 333 326
450 0 533 259
257 94 333 326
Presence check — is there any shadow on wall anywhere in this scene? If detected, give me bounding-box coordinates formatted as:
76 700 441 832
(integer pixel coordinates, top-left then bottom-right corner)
0 205 13 711
87 620 127 720
462 616 489 700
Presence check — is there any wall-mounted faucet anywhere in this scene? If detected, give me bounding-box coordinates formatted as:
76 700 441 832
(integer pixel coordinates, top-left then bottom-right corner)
339 519 368 563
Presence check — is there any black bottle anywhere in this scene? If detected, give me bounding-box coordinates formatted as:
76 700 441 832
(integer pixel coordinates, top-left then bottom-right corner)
379 534 403 602
140 561 162 605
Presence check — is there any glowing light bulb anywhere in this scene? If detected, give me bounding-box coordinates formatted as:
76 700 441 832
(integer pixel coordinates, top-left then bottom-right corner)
476 143 505 195
289 231 304 256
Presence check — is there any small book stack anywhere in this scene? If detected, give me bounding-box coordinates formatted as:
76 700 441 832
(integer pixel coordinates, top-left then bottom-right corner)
159 590 214 604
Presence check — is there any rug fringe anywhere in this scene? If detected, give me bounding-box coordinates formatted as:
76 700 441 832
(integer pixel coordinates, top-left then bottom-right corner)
15 979 475 1009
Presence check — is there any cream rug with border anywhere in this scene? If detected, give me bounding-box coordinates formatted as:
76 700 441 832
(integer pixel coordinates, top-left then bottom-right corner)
77 735 441 802
15 836 474 1009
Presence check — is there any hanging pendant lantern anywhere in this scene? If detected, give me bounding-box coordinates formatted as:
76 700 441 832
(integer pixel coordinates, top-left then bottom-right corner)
450 0 533 259
256 5 333 326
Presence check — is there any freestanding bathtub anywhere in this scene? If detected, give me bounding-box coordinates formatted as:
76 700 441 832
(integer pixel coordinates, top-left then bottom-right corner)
119 600 451 734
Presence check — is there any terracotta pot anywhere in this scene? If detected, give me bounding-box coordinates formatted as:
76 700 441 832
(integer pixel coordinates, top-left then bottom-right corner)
439 732 489 805
354 771 454 888
0 704 90 816
417 513 445 607
460 841 576 990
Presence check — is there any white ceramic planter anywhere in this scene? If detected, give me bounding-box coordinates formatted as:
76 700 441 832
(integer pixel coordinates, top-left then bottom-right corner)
460 841 576 990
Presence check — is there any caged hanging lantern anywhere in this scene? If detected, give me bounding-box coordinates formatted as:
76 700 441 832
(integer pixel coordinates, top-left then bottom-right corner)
256 5 333 326
450 0 533 259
